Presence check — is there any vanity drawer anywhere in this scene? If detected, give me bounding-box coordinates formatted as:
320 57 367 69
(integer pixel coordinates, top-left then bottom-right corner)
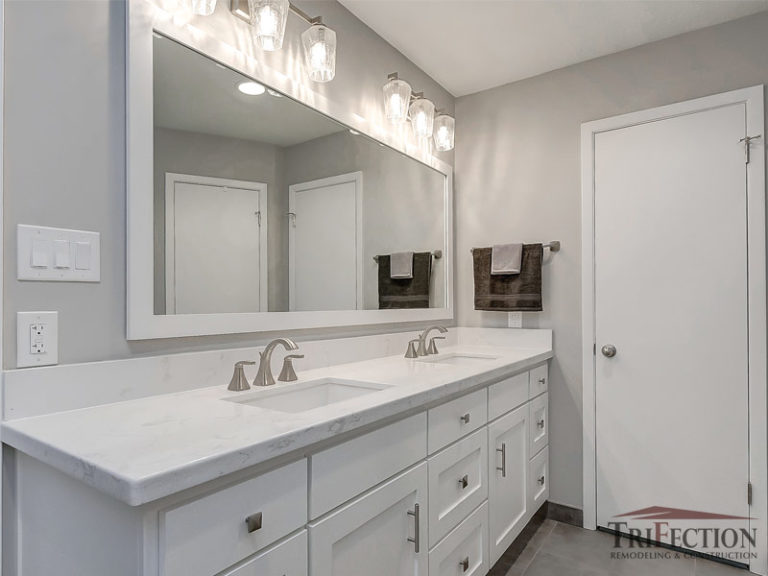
428 502 489 576
220 530 307 576
529 393 548 456
529 364 548 398
310 412 427 519
428 427 488 547
428 388 488 454
160 459 308 576
488 372 529 421
529 446 549 511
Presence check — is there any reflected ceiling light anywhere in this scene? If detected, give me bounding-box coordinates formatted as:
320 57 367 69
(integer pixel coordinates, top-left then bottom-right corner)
409 95 435 141
433 113 455 152
267 89 283 97
238 81 266 95
383 73 412 124
190 0 217 16
349 129 360 136
233 1 337 83
248 0 289 51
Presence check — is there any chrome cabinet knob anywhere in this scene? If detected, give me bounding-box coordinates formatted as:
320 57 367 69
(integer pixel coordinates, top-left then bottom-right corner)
601 344 617 358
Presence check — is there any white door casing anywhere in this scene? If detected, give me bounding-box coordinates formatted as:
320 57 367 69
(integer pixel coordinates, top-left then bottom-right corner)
581 86 766 573
165 173 268 314
288 172 363 312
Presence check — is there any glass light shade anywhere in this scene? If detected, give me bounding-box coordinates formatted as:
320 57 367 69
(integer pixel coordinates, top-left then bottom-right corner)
433 114 455 151
248 0 289 51
301 24 337 83
409 97 435 140
191 0 217 15
383 77 412 124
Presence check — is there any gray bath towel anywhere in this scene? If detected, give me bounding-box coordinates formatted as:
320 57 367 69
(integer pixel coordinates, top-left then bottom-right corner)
390 252 414 279
378 252 432 309
473 244 543 311
491 243 523 275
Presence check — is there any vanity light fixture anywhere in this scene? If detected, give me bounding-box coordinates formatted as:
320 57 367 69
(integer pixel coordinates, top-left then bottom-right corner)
383 72 455 151
238 81 266 95
233 1 337 83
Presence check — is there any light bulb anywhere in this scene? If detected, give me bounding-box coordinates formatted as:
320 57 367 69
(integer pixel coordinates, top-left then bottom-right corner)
301 24 337 82
409 97 435 140
433 114 455 151
190 0 216 15
383 75 411 124
248 0 289 52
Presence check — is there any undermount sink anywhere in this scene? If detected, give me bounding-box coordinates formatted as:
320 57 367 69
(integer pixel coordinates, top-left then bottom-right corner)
223 378 392 413
416 352 499 366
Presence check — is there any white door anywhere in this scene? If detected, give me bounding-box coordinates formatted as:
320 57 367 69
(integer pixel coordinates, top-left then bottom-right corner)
165 173 268 314
594 102 750 555
289 172 362 311
309 463 427 576
488 404 529 566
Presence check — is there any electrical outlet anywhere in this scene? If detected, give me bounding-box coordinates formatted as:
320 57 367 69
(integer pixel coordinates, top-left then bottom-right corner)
17 311 58 368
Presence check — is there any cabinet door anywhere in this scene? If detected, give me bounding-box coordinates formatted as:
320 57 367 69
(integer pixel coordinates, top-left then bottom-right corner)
428 503 489 576
529 446 549 513
309 463 428 576
221 530 307 576
488 404 529 566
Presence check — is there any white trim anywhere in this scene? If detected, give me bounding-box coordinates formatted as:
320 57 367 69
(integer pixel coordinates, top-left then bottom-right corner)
0 0 6 567
580 86 766 575
288 172 363 311
164 173 269 314
126 1 454 340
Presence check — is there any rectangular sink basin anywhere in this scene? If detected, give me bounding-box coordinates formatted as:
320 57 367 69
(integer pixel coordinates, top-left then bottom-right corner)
417 353 498 366
224 378 392 413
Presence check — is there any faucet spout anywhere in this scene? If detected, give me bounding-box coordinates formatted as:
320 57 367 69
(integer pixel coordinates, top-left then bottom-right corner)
254 338 299 387
417 325 448 356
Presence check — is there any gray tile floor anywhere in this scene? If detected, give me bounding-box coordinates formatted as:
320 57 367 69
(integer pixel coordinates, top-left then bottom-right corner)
505 521 747 576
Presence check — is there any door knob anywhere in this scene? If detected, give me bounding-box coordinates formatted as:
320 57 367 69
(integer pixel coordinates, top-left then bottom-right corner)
601 344 617 358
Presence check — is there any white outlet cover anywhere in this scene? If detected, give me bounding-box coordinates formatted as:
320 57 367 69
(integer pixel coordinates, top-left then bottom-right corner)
17 311 58 368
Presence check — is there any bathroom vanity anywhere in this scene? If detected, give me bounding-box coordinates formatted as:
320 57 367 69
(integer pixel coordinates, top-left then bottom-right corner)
1 330 551 576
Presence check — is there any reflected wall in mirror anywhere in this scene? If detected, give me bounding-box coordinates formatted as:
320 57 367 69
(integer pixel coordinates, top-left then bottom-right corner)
152 35 446 315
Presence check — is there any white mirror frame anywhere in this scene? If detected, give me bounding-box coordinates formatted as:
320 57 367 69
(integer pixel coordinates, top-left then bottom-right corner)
126 1 454 340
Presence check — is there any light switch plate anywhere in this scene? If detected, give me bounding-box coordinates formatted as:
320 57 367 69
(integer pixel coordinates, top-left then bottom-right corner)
17 311 58 368
17 224 100 282
507 312 523 328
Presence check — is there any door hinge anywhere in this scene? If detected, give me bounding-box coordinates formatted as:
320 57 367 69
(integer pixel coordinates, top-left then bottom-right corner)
748 482 753 505
740 134 762 164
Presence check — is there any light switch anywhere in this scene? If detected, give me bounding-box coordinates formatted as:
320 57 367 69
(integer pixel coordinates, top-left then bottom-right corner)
31 239 50 268
54 240 71 269
75 241 91 270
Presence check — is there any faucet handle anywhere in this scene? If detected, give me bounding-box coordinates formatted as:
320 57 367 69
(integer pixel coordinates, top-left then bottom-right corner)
228 361 256 391
427 336 446 355
278 354 304 382
405 339 420 359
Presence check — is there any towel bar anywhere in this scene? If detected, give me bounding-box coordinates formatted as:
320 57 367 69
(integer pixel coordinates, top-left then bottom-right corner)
470 241 560 253
373 250 443 263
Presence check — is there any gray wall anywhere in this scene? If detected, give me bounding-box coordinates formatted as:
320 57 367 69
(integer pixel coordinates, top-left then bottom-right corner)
284 131 446 310
3 0 454 367
455 12 768 509
153 128 287 314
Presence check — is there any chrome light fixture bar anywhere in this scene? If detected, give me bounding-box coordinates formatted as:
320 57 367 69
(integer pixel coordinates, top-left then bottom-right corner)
231 0 336 82
383 72 455 151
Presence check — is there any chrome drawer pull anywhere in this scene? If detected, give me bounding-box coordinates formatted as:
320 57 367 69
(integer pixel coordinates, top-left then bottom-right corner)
458 474 469 489
245 512 263 533
537 419 545 429
407 503 421 553
460 413 471 424
459 556 470 572
496 443 506 477
538 475 545 486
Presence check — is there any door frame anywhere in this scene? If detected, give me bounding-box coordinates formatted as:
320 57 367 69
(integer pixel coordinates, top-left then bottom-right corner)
288 171 364 311
581 85 766 574
164 173 269 314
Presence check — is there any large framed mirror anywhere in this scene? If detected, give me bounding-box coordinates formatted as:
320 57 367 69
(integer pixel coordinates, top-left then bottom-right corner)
127 1 453 339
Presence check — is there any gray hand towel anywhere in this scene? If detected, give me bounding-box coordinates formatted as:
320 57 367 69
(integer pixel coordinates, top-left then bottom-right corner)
473 244 543 311
390 251 414 279
378 252 432 309
491 243 523 275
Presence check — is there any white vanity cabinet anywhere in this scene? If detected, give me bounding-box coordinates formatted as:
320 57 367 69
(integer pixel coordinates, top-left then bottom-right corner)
309 463 429 576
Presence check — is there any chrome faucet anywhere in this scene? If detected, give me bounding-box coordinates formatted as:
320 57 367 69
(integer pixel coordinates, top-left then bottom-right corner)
254 338 300 387
416 325 448 356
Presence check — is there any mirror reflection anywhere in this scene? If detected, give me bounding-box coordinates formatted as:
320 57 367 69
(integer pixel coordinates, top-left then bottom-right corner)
152 35 446 315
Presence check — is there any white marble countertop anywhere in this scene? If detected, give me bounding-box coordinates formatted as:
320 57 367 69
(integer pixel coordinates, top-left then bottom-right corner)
1 344 552 507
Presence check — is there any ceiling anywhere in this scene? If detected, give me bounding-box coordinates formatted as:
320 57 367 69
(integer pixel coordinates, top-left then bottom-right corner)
338 0 768 97
153 35 344 147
